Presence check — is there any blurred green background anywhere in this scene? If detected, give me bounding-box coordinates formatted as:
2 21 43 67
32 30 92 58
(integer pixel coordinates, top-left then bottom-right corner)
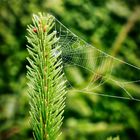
0 0 140 140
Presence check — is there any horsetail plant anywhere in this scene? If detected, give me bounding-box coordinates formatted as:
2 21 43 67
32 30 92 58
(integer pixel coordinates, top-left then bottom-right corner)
26 13 66 140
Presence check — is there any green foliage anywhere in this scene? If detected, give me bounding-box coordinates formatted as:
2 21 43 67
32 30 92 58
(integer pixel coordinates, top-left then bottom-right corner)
0 0 140 140
26 13 66 140
107 136 120 140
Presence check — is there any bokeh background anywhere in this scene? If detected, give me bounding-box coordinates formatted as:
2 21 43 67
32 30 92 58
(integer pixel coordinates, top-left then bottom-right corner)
0 0 140 140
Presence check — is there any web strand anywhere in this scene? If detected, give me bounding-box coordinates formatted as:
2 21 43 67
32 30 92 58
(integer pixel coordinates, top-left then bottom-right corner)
53 17 140 101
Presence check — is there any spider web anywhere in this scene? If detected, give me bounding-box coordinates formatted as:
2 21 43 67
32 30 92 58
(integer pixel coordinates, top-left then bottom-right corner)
53 17 140 101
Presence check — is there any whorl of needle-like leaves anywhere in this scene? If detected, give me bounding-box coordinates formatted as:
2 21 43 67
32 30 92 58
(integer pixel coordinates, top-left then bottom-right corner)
26 13 66 140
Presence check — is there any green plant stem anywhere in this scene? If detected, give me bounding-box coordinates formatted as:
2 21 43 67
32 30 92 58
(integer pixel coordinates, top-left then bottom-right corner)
26 13 66 140
110 6 140 56
90 6 140 83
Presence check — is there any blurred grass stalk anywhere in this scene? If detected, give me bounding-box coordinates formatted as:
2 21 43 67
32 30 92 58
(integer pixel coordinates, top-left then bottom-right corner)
111 6 140 56
89 6 140 98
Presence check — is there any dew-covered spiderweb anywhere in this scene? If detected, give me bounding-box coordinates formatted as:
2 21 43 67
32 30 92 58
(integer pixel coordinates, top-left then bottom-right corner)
53 17 140 101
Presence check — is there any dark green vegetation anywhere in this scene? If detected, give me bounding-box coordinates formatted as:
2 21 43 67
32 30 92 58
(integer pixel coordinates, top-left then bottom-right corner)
0 0 140 140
